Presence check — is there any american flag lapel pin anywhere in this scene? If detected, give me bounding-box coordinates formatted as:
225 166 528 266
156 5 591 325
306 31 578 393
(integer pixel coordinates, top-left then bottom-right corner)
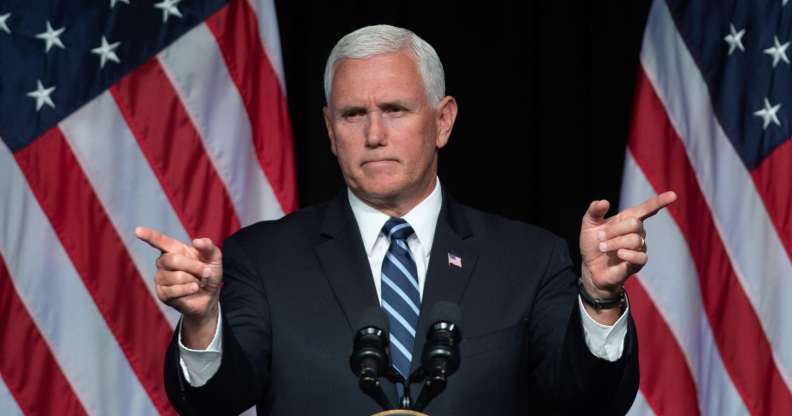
448 252 462 269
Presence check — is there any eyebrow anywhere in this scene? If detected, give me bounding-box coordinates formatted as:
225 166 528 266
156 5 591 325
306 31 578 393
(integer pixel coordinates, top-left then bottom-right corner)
336 105 367 115
335 100 412 115
378 100 410 110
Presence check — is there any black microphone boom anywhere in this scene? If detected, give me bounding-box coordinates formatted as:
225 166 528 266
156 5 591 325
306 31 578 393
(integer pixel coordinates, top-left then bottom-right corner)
350 306 395 411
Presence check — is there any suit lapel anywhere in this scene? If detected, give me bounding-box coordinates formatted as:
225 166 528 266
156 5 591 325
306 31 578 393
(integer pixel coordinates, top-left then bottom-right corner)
314 192 380 331
410 194 478 374
313 191 400 404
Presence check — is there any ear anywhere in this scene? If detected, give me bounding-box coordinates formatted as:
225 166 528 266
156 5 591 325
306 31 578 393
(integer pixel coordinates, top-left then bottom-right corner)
434 96 458 149
323 106 338 156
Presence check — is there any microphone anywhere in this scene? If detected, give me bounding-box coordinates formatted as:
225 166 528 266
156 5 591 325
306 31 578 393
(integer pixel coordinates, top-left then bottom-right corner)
412 301 463 412
350 306 395 410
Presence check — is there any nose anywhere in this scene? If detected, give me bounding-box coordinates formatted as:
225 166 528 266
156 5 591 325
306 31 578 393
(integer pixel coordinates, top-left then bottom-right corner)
364 111 386 148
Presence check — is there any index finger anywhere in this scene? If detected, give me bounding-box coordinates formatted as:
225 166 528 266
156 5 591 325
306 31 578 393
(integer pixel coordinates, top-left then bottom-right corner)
135 226 186 254
622 191 678 221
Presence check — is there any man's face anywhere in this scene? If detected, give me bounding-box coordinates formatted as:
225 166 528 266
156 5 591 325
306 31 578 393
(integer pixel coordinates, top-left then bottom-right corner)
323 51 456 211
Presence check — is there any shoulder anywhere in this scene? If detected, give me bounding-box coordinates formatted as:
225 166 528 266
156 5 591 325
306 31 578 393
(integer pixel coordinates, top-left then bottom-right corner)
223 201 331 249
449 200 572 271
453 201 562 247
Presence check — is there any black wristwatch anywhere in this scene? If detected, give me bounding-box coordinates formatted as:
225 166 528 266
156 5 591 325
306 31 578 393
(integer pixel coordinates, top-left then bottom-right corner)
578 278 626 310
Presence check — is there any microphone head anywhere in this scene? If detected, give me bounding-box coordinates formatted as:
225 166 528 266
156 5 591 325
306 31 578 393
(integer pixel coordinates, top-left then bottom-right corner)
357 306 390 333
414 301 463 410
350 306 391 379
351 307 396 411
427 301 462 338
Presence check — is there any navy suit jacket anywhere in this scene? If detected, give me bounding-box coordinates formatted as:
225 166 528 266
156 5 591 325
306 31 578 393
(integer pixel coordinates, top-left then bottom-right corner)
164 190 639 415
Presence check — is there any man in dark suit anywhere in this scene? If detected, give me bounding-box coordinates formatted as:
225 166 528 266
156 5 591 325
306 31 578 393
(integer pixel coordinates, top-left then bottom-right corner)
137 24 675 415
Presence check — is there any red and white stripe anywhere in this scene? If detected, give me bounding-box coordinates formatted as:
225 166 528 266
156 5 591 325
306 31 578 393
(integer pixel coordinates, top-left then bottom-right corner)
0 374 23 416
0 0 295 414
624 0 792 414
622 154 748 415
628 392 656 416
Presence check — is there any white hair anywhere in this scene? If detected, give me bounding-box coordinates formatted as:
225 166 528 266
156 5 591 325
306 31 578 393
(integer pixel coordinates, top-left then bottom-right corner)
323 24 446 106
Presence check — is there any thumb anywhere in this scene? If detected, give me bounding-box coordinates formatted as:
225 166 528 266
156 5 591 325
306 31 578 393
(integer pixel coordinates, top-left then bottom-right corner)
583 199 610 226
192 238 222 264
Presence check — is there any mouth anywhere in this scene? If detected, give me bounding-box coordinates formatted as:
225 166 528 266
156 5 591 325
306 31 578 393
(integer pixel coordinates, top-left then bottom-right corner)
361 159 398 167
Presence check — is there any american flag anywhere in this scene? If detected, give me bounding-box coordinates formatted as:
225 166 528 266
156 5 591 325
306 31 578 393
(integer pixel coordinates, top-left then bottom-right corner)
447 252 462 268
622 0 792 414
0 0 295 414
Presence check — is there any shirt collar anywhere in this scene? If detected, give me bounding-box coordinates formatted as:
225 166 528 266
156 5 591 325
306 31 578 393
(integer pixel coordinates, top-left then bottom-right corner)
348 178 442 259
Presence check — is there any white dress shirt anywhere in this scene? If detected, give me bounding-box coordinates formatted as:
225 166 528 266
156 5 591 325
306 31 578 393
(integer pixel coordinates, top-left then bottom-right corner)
179 178 629 386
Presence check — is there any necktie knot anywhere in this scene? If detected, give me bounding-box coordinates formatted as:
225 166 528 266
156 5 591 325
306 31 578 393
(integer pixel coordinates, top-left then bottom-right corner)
382 217 414 242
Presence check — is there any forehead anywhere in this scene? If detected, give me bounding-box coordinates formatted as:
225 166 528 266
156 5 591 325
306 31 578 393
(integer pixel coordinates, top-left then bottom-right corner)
330 51 426 105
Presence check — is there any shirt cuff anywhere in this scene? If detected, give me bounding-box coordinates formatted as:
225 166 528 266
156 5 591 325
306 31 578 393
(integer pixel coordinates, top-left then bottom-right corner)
178 304 224 387
578 295 629 362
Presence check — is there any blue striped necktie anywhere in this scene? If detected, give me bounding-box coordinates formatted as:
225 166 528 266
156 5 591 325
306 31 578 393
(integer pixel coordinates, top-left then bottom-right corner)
380 217 421 381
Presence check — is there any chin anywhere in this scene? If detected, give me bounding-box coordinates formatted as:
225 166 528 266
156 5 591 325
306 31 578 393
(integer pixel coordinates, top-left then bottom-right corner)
356 178 408 203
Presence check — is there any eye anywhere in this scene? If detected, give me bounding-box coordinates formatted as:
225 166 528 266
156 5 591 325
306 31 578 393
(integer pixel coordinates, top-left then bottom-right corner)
341 108 366 121
341 108 366 120
383 105 406 115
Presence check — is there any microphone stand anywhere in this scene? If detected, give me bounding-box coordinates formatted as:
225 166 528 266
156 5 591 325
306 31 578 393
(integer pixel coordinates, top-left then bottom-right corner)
355 303 462 414
358 365 395 411
409 367 448 412
383 366 413 409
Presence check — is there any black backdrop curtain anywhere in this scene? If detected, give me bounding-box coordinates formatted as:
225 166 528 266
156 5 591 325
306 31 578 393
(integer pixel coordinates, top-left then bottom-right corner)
274 0 653 267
